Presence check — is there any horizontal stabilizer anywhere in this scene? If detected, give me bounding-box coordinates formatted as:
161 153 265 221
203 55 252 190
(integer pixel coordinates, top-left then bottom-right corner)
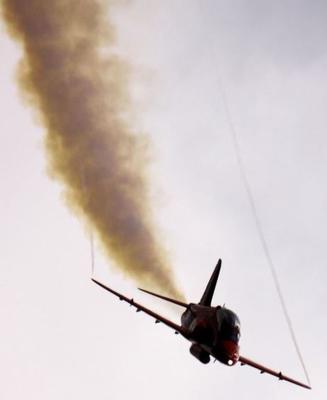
138 288 188 308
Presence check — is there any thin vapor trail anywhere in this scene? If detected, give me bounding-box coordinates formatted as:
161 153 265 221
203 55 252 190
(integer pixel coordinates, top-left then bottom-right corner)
1 0 183 298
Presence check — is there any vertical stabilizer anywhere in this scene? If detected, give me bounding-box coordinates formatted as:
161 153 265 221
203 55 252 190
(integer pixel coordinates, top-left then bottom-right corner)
199 259 222 306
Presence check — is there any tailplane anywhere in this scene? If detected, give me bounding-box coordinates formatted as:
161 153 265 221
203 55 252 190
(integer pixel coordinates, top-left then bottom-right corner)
199 259 221 306
138 288 188 308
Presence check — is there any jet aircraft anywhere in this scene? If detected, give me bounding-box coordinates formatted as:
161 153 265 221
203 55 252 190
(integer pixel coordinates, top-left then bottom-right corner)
92 259 310 389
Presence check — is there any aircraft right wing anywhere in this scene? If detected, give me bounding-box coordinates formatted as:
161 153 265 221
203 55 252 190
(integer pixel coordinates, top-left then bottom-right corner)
92 278 187 337
238 355 311 390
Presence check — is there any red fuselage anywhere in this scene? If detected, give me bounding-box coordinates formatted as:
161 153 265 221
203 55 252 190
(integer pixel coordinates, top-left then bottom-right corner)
181 303 240 365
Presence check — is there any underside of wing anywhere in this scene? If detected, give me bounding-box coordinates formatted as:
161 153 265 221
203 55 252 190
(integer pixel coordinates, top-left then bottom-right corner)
238 355 311 390
92 278 187 337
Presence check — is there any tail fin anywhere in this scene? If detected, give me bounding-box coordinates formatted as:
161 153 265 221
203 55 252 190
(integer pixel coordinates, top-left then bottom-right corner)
138 288 188 308
199 259 222 306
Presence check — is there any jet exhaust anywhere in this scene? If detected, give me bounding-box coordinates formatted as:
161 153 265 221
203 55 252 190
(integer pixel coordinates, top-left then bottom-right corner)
1 0 183 298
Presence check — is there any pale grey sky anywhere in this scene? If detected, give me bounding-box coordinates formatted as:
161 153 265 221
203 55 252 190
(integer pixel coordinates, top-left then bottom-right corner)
1 1 326 399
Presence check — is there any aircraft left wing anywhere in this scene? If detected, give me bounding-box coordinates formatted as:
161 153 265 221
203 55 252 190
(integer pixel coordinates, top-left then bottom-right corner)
238 355 311 390
92 278 187 337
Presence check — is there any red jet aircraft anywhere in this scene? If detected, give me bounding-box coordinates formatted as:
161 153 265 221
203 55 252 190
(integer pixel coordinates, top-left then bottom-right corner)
92 259 310 389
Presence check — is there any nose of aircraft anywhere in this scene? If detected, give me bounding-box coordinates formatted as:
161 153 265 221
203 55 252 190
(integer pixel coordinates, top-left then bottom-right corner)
222 340 239 365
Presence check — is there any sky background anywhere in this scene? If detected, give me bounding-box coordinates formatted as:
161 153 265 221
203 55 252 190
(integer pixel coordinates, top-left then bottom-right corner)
1 1 326 399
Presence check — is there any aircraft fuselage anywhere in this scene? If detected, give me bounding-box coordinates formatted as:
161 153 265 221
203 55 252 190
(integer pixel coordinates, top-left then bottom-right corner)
92 258 312 389
181 303 240 365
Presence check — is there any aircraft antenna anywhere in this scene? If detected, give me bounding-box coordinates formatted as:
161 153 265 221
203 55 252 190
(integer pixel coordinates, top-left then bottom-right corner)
195 2 311 387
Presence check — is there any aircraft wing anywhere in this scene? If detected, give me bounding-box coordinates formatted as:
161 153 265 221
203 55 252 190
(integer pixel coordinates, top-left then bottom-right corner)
92 278 187 337
238 355 311 390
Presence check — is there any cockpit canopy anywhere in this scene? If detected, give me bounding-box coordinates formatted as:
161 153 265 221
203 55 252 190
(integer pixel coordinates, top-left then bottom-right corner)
216 307 241 343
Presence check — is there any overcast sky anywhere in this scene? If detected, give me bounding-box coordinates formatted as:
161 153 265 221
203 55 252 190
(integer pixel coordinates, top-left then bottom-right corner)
1 1 326 399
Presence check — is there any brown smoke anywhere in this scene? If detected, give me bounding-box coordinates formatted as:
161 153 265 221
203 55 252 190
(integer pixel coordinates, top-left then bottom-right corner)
1 0 183 298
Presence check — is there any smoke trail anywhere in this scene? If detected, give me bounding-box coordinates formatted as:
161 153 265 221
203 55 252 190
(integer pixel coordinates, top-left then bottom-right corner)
1 0 183 298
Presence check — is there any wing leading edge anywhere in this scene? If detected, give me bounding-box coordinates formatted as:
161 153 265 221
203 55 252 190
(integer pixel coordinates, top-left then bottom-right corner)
238 355 311 390
92 278 187 337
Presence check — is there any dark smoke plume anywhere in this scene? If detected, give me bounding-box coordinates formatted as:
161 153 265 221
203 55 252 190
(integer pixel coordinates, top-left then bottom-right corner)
1 0 183 298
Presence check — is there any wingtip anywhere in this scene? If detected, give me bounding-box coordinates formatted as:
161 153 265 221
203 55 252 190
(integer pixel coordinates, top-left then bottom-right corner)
91 277 102 286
